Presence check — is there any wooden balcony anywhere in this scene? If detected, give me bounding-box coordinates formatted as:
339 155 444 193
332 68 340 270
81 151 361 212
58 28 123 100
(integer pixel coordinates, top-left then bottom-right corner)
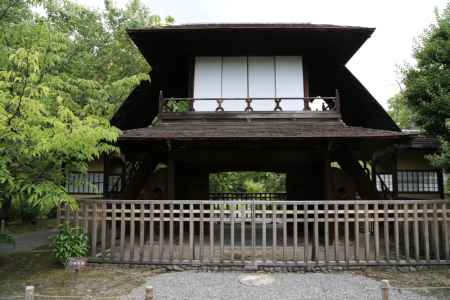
158 90 341 122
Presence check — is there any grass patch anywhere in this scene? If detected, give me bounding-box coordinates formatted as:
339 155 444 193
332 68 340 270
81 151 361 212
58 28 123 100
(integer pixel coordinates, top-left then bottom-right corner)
0 251 156 298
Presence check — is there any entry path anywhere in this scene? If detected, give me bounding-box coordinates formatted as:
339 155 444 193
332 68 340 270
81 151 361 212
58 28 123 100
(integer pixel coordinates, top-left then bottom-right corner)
124 271 434 300
0 229 56 255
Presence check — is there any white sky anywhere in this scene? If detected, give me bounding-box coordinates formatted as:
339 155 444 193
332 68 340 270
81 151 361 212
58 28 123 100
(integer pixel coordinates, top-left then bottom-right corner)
76 0 448 109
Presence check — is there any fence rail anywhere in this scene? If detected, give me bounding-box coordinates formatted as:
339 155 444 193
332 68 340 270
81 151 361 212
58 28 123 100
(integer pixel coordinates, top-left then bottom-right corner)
59 199 450 268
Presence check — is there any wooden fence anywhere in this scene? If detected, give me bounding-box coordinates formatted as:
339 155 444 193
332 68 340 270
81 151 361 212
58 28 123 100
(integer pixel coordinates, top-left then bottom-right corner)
58 199 450 268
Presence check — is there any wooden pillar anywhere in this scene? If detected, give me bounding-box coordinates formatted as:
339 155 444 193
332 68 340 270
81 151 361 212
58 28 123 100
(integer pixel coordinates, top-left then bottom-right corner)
392 153 398 199
167 154 175 200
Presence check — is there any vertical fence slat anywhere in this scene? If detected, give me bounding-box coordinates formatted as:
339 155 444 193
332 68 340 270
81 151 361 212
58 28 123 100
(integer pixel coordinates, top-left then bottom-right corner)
364 203 369 263
354 204 359 262
424 203 430 262
283 204 288 263
262 204 267 263
189 203 194 263
413 203 420 261
344 203 349 266
158 203 164 262
324 204 329 266
140 203 145 262
209 203 215 262
272 203 277 263
130 203 136 262
101 202 106 259
374 203 380 263
179 203 185 262
120 202 125 261
149 203 154 261
394 203 399 262
199 202 204 263
334 204 339 263
231 203 235 262
442 202 449 260
252 201 257 264
304 204 309 265
240 203 245 263
91 202 98 257
432 203 439 261
293 204 298 264
403 203 410 263
314 204 319 265
220 202 225 262
383 202 390 262
111 202 116 261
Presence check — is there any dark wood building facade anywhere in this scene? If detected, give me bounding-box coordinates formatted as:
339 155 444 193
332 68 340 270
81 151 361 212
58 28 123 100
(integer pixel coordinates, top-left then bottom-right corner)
107 23 420 201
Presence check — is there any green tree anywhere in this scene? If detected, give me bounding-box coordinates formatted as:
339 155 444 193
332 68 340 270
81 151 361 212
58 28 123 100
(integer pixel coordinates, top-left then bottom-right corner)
402 3 450 171
0 0 173 224
387 92 415 129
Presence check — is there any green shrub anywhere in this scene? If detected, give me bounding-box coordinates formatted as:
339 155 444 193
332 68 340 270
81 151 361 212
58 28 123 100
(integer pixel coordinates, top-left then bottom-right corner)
16 201 41 224
0 233 15 245
50 224 89 264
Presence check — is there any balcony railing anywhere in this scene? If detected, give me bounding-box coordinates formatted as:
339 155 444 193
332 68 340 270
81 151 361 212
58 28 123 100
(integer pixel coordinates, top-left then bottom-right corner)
158 90 340 117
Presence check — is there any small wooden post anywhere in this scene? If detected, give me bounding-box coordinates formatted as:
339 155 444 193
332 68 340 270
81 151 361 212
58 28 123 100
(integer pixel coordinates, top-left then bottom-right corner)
145 286 155 300
381 280 390 300
335 89 341 113
25 286 34 300
0 219 5 234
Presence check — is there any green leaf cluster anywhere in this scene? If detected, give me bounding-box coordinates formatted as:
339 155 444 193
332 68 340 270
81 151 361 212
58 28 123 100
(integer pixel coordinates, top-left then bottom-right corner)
50 223 88 264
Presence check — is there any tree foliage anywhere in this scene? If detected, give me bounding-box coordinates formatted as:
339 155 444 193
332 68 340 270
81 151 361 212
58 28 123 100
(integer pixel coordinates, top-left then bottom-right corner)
0 0 173 218
209 172 286 193
387 92 415 129
402 3 450 171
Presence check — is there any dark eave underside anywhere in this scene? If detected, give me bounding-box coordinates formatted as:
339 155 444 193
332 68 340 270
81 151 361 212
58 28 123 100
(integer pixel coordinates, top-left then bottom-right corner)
127 23 374 65
119 121 411 142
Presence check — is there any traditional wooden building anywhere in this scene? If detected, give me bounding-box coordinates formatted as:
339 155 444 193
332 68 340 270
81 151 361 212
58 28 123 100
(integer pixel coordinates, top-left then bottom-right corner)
108 23 416 201
61 24 449 268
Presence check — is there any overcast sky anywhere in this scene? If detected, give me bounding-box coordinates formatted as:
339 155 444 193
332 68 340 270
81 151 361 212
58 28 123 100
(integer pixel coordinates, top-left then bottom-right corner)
76 0 447 109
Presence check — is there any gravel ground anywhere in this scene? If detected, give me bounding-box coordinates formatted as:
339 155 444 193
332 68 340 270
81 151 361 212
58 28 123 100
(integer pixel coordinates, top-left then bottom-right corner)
124 271 435 300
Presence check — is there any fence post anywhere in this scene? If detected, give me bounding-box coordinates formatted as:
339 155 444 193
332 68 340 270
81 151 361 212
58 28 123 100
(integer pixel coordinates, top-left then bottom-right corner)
145 286 154 300
0 219 5 234
381 280 390 300
25 286 34 300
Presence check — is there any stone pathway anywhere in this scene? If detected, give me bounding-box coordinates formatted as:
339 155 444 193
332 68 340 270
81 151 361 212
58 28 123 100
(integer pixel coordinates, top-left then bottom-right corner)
0 229 56 255
124 271 435 300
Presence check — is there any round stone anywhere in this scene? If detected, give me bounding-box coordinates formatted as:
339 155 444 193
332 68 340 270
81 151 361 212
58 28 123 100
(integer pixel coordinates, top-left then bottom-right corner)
238 274 275 286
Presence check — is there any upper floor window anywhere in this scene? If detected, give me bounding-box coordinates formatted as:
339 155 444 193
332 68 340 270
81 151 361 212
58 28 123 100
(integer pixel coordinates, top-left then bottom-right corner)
193 56 305 111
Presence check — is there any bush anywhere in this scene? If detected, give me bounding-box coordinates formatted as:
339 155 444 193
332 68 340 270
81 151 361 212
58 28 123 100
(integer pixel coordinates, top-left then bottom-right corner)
0 233 15 245
16 201 41 224
50 224 89 264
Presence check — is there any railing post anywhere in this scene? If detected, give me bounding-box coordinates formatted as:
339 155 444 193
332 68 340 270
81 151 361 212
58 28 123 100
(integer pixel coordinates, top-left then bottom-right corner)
25 286 34 300
303 97 310 111
381 280 390 300
145 286 155 300
335 89 341 113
